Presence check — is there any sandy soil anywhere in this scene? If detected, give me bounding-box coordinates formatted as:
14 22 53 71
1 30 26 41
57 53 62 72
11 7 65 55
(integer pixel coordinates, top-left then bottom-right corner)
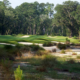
1 42 80 57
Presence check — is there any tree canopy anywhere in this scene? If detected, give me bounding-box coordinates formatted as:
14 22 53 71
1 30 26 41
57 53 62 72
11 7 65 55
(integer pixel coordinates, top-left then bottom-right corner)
0 0 80 37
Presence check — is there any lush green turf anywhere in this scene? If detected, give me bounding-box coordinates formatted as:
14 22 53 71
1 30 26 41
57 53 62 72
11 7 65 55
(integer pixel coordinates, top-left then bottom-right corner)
0 35 79 44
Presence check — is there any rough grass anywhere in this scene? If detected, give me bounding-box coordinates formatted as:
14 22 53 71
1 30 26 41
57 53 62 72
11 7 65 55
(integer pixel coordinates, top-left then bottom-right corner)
16 55 80 80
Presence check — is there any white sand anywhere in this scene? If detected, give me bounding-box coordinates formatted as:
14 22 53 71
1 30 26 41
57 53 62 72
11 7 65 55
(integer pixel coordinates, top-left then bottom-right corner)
21 35 29 38
0 43 15 46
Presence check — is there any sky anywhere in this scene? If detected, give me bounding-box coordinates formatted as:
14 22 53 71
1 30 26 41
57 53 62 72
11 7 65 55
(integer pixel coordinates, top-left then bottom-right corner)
0 0 80 8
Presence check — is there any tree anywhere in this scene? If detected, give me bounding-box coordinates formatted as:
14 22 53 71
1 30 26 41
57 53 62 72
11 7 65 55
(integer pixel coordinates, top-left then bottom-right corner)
54 1 79 37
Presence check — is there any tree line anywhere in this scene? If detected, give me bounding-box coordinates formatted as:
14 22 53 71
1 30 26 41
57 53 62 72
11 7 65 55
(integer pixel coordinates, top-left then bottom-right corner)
0 0 80 37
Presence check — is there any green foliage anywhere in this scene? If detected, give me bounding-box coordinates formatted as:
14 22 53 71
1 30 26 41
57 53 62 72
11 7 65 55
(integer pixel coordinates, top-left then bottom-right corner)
25 73 45 80
43 41 54 46
72 52 77 55
75 43 80 46
66 38 70 47
57 43 66 49
0 59 13 69
30 44 44 51
42 55 57 68
4 45 14 50
0 59 14 80
35 50 49 56
12 34 16 36
77 55 80 59
73 36 77 39
14 65 23 80
52 48 56 52
61 49 65 54
67 59 75 64
54 1 79 36
0 48 15 61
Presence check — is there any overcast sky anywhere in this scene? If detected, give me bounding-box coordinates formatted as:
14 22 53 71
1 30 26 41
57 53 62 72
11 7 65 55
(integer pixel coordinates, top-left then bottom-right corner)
0 0 80 8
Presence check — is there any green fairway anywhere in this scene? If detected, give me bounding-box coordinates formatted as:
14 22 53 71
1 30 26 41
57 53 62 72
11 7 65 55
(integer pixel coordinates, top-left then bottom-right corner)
0 35 79 44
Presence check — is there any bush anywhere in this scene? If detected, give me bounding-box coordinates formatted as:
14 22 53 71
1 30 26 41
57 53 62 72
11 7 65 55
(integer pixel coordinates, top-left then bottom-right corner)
20 46 30 53
57 43 66 49
4 45 14 50
53 43 57 46
35 50 49 56
77 55 80 59
61 49 65 54
73 36 77 39
52 48 56 52
66 38 70 42
71 43 75 46
30 44 44 51
0 49 15 61
67 59 75 64
66 38 70 47
12 34 16 36
15 44 24 49
0 49 8 60
75 43 80 46
43 41 54 46
25 73 44 80
72 53 77 55
0 59 14 80
42 55 57 68
14 65 23 80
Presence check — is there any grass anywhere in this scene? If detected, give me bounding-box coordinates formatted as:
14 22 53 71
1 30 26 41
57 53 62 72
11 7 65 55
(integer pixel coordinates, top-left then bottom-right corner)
0 35 80 80
16 55 80 80
0 35 79 45
77 55 80 59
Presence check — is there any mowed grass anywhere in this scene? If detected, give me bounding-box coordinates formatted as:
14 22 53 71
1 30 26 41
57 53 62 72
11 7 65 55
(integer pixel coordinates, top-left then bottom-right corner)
0 35 79 44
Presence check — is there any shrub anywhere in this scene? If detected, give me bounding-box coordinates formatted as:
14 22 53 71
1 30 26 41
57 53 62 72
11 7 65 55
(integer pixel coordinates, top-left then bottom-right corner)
53 42 57 46
15 44 24 49
66 38 70 42
77 55 80 59
66 44 70 47
0 49 15 61
25 73 44 80
20 46 30 53
42 55 57 68
0 59 14 80
57 43 66 49
73 36 77 39
0 49 7 60
61 49 65 54
43 41 54 46
67 59 75 64
36 66 46 72
4 45 14 50
30 44 44 51
35 50 49 56
75 43 80 46
52 48 56 52
66 38 70 47
14 65 23 80
72 53 77 55
70 43 75 46
12 34 16 36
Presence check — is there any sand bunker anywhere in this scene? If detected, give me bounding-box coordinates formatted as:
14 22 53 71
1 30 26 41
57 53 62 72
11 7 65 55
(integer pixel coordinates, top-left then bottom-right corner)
21 35 29 38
